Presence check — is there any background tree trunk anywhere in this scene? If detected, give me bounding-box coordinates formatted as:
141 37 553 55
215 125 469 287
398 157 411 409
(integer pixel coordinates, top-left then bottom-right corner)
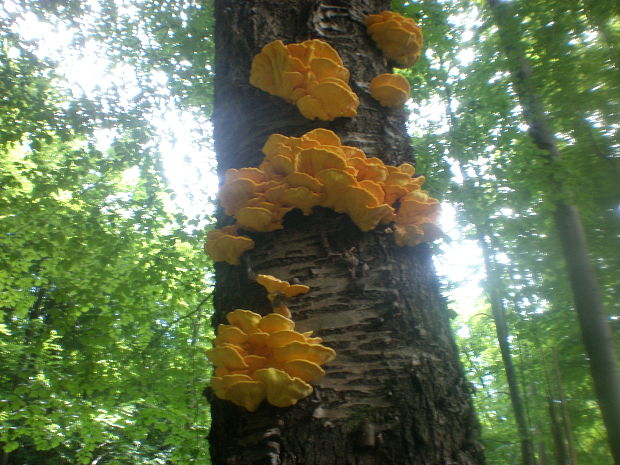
485 1 620 462
477 229 537 465
548 396 568 465
209 1 485 463
552 349 577 465
447 83 535 464
530 384 548 465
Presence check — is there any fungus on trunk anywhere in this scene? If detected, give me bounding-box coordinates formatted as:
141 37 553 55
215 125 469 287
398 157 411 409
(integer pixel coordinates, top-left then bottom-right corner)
370 73 411 107
204 128 441 265
207 284 336 412
365 10 423 68
203 225 255 265
250 39 359 121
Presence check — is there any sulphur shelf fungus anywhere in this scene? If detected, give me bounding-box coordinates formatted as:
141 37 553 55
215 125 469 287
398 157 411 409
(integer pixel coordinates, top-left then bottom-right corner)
204 225 255 265
203 128 441 265
250 39 359 121
207 309 336 412
369 73 411 107
393 190 443 246
256 274 310 318
365 10 423 68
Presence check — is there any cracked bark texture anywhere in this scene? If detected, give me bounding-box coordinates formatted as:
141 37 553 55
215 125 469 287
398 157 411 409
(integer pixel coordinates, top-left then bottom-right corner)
209 1 485 464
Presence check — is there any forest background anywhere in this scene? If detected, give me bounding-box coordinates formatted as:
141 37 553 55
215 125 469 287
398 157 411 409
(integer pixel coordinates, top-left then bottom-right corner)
0 0 618 464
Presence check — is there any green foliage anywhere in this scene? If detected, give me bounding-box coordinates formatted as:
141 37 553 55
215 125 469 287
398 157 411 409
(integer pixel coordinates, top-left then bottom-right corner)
0 3 213 464
91 0 215 114
2 0 618 463
458 307 613 465
456 311 526 465
0 30 76 147
397 0 619 463
0 134 213 465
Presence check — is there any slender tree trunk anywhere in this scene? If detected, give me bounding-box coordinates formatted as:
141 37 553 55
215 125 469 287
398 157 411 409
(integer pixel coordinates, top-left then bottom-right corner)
551 349 577 465
445 104 535 463
485 2 620 462
476 230 536 465
541 350 569 465
445 76 535 465
529 384 548 465
209 1 485 463
548 395 568 465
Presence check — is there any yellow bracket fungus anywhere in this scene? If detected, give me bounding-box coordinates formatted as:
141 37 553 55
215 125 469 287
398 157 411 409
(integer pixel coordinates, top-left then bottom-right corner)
204 128 441 265
365 10 423 68
256 274 310 318
253 368 313 408
207 306 336 412
204 226 255 266
226 308 262 333
370 73 411 107
250 39 359 121
256 274 310 301
393 190 442 246
235 205 286 232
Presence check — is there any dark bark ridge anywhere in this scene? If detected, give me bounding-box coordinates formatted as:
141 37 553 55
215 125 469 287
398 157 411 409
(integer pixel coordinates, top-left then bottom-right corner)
210 1 485 464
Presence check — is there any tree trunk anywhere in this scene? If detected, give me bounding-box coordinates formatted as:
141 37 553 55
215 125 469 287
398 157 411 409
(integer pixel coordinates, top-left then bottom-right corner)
551 349 577 465
208 1 485 463
447 105 535 464
529 384 548 465
486 1 620 462
548 395 568 465
541 350 569 465
445 92 535 462
477 230 536 465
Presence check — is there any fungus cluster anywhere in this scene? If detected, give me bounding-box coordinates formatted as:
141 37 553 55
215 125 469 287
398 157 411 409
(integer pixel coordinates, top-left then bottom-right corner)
256 274 310 318
206 10 438 413
250 39 359 121
204 225 254 266
365 10 423 68
369 73 411 107
207 276 335 412
204 128 440 264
